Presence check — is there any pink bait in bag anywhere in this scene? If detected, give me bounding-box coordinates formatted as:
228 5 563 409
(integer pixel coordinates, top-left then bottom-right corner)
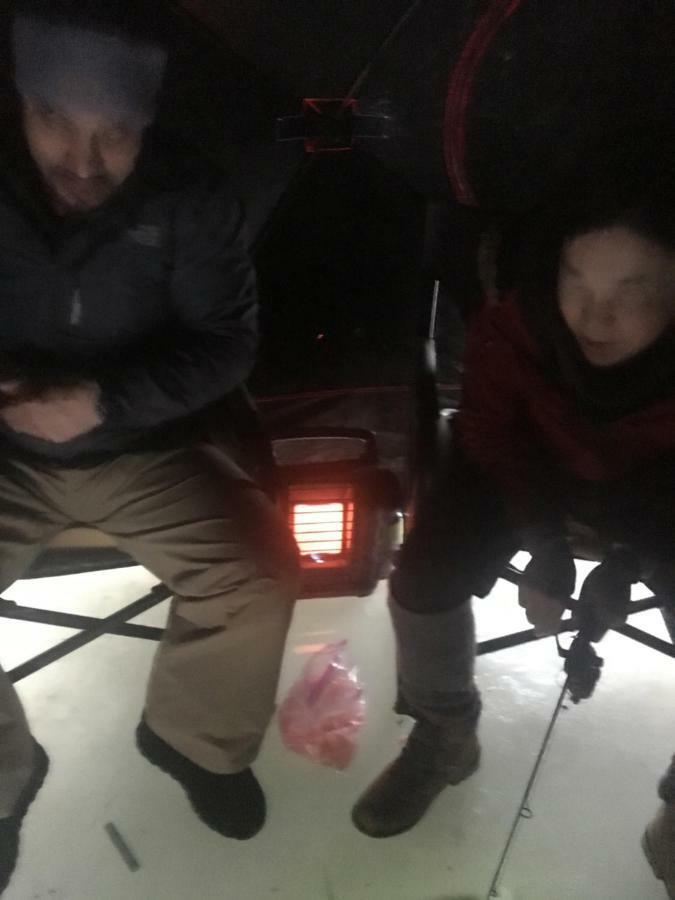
278 641 366 770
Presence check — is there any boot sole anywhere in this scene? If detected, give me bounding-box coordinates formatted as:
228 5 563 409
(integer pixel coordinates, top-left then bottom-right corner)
352 747 481 839
446 746 481 786
14 742 49 825
642 828 675 900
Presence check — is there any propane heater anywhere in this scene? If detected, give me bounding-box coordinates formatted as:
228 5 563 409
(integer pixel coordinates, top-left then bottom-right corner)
272 429 403 597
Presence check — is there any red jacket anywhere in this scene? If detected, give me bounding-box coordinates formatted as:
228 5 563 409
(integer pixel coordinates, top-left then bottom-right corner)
455 294 675 526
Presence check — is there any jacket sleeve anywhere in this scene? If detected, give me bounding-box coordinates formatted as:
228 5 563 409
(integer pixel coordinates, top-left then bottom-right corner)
99 182 258 429
454 301 565 543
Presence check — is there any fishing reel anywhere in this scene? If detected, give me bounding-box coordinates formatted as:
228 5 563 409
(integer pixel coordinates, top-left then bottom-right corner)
557 631 604 704
555 549 637 704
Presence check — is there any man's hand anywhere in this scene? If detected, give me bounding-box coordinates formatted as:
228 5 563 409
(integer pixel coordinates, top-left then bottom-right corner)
0 382 103 443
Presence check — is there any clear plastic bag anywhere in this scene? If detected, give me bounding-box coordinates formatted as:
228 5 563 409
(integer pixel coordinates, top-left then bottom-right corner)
278 640 366 770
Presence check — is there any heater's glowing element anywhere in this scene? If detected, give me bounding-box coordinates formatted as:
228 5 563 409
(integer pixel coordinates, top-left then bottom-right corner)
289 485 355 567
293 503 346 556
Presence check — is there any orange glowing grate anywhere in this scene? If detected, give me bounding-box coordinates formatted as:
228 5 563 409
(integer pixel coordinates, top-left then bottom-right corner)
289 484 355 565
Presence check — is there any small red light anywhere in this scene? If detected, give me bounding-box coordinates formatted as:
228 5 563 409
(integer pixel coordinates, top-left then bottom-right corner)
301 98 358 154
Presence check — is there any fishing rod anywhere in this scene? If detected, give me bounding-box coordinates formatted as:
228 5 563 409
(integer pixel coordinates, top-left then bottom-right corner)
486 571 617 898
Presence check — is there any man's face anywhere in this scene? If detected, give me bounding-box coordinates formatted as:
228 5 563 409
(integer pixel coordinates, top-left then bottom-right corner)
558 226 675 367
22 96 144 215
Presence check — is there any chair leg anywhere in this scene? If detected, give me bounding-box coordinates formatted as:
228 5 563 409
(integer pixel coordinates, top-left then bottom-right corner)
662 604 675 645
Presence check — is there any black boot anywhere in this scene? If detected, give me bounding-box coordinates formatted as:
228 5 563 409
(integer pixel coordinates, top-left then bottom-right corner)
0 741 49 895
136 721 266 840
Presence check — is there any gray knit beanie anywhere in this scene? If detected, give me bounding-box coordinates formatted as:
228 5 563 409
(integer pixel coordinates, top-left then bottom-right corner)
12 14 168 128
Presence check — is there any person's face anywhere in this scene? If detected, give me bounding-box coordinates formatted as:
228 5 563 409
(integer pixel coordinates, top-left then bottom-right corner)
21 96 144 215
558 226 675 367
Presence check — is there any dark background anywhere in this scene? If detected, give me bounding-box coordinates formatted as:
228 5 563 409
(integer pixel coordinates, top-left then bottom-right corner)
2 0 673 476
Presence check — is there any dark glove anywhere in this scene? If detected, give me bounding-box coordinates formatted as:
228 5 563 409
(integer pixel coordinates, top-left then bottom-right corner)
577 546 638 642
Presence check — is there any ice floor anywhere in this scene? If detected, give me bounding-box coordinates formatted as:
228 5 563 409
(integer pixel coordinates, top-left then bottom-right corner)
1 558 672 900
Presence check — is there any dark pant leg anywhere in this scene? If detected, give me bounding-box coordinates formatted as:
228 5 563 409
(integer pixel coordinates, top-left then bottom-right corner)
393 451 519 613
389 452 518 723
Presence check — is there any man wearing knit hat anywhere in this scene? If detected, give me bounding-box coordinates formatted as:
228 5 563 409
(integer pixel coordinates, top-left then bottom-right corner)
0 1 297 888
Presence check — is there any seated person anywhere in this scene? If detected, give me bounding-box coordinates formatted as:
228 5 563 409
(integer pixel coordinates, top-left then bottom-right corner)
352 140 675 895
0 0 297 889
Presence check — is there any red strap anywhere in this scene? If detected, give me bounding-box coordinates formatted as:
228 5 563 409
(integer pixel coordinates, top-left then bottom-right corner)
445 0 524 206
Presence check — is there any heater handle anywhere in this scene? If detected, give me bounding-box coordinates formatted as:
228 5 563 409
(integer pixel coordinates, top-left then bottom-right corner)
271 428 378 466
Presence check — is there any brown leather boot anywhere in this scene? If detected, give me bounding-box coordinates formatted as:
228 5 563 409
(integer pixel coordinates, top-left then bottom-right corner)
642 803 675 899
351 718 480 838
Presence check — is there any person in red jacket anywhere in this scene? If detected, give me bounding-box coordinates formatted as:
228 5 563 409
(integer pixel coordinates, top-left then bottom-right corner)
352 144 675 894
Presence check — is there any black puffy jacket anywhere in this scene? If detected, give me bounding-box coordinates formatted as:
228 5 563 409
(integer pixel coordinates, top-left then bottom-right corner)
0 127 258 465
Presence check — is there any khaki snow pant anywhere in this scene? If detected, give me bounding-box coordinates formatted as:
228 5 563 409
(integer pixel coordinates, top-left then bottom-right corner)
0 448 298 817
